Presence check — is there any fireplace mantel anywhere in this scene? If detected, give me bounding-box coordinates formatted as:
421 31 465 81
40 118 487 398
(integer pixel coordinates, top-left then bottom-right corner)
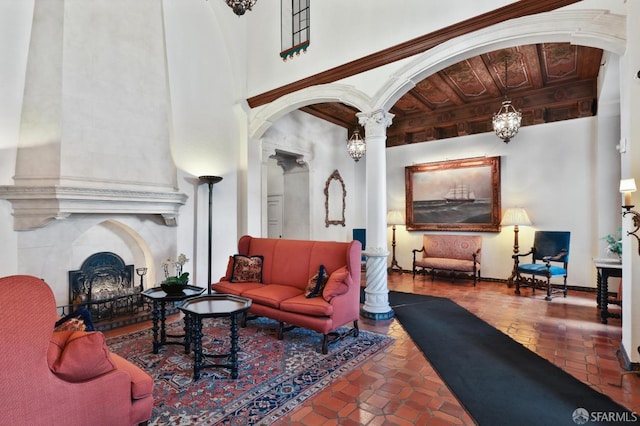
0 185 187 230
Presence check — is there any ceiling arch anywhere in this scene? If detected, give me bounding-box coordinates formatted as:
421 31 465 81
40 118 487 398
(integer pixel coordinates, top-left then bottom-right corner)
316 9 624 145
249 9 625 145
248 84 372 140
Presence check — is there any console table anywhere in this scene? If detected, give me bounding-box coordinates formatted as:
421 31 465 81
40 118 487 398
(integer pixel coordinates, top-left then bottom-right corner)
593 258 622 324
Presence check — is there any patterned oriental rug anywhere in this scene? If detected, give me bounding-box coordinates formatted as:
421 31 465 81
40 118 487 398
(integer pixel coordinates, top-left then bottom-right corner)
107 317 392 425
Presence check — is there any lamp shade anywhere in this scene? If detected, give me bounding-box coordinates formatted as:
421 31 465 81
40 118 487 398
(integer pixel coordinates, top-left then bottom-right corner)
620 178 637 193
500 208 532 226
387 210 405 226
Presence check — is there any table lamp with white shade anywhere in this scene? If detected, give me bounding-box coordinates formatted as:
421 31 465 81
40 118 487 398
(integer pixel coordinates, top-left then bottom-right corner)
501 207 532 255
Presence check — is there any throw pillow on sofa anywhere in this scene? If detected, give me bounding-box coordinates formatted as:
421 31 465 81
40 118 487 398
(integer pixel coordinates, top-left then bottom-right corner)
48 331 116 382
305 264 328 298
230 254 264 282
323 266 352 301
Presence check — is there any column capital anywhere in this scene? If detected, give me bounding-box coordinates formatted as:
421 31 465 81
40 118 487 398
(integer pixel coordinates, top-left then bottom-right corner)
356 109 394 137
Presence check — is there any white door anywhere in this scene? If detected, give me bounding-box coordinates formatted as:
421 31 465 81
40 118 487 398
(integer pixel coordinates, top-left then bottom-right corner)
267 195 283 238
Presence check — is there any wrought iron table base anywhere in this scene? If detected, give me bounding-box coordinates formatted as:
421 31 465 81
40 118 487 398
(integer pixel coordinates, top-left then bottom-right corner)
188 313 241 380
150 301 192 354
596 265 622 324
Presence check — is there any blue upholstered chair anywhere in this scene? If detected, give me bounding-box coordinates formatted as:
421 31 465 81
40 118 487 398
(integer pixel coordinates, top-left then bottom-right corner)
512 231 570 301
353 228 366 270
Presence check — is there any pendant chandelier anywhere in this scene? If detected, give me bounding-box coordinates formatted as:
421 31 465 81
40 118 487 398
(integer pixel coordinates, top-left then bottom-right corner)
492 57 522 143
225 0 257 16
346 129 366 162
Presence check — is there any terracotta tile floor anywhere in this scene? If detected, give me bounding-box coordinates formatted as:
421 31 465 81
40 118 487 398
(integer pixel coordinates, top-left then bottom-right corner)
106 274 640 425
277 273 640 426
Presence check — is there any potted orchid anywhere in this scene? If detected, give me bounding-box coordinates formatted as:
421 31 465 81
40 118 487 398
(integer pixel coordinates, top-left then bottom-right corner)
161 253 189 293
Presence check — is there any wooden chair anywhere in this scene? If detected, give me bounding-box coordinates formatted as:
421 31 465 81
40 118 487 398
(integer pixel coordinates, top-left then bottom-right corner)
512 231 570 300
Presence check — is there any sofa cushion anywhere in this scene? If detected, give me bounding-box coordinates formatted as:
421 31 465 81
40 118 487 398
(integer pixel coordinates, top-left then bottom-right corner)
48 331 116 382
280 294 333 317
323 266 351 302
415 257 476 272
231 255 264 283
213 281 264 296
305 265 328 298
242 284 304 308
110 353 154 400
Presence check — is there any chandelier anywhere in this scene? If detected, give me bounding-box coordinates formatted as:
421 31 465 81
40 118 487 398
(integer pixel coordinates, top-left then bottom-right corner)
492 57 522 143
346 129 366 162
225 0 257 16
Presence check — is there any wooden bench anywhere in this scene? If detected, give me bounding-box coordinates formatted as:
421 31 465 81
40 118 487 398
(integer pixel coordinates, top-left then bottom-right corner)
412 234 482 286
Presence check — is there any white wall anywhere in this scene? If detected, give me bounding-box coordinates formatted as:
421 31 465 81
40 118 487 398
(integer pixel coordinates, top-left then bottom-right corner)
245 0 513 98
263 110 364 243
0 0 33 276
386 116 620 289
163 0 247 284
0 0 625 292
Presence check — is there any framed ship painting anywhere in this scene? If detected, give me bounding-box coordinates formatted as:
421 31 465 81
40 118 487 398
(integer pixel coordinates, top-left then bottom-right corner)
405 156 501 232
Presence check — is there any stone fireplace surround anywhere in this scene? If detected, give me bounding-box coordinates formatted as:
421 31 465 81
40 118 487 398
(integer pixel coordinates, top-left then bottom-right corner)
0 0 188 309
15 213 181 311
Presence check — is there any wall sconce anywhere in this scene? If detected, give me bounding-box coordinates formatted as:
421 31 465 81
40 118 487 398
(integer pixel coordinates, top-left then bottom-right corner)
620 178 640 255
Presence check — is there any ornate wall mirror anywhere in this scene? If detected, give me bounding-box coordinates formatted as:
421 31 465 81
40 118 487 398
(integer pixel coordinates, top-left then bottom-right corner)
324 169 346 227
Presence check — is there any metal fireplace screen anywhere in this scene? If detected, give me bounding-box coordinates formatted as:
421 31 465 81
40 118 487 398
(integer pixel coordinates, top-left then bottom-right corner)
68 252 139 319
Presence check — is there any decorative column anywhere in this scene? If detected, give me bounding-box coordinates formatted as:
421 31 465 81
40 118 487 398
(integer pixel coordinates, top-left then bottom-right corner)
620 0 640 366
358 109 394 320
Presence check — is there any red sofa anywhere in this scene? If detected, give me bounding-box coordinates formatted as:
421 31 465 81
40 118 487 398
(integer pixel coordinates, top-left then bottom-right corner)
212 236 362 354
0 275 154 426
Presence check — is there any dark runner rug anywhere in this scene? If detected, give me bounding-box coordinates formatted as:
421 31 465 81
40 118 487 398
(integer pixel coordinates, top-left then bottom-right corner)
108 317 392 425
389 291 636 426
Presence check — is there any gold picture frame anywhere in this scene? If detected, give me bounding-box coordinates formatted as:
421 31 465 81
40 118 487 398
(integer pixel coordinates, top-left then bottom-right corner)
405 157 501 232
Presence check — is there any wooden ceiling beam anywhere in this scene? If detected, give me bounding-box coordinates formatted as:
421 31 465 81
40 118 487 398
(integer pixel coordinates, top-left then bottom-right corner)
387 79 596 140
247 0 581 108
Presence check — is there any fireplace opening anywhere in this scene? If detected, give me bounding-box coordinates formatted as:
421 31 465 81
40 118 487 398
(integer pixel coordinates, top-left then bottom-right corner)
68 252 143 322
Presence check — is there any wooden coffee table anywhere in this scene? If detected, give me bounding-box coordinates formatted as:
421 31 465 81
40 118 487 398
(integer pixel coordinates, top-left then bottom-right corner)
178 294 252 380
141 285 205 354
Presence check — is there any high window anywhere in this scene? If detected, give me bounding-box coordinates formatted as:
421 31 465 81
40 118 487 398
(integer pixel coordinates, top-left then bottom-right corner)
280 0 310 61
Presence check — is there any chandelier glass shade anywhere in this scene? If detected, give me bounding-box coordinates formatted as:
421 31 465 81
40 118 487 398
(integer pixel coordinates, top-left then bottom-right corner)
346 129 366 162
492 56 522 143
225 0 257 16
492 99 522 143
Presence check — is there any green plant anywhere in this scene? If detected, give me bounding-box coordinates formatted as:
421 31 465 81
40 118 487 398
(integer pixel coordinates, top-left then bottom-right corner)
162 272 189 285
602 229 622 257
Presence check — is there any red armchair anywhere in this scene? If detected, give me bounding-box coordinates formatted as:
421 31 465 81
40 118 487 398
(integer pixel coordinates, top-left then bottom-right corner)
0 275 154 426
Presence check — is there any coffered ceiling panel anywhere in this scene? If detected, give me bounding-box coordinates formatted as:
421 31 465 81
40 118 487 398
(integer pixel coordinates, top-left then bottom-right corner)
300 43 603 147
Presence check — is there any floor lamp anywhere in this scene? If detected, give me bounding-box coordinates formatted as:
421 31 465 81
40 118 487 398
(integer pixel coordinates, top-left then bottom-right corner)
199 175 223 294
501 207 532 286
387 210 404 274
